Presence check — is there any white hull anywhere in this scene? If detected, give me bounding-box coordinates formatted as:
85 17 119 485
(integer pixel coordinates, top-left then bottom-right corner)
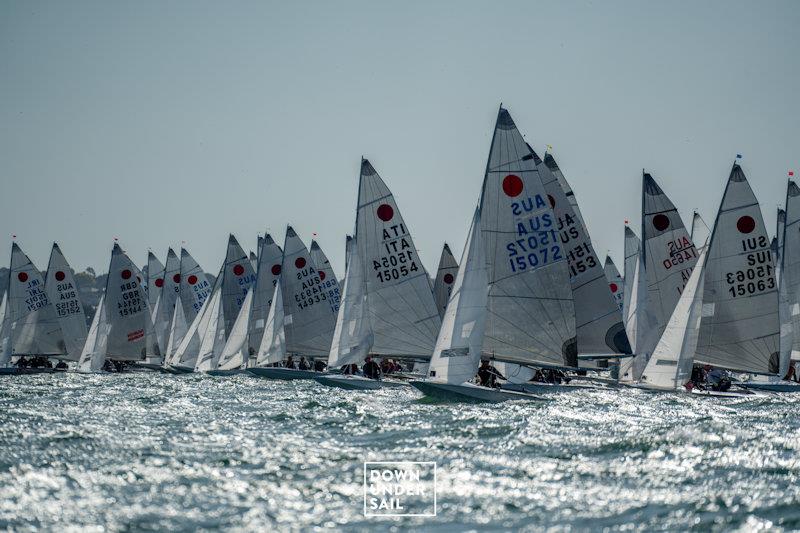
314 374 408 390
247 367 321 380
409 380 547 403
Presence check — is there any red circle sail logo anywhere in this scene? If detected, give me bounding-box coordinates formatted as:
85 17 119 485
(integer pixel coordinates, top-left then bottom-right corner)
377 204 394 222
652 214 670 231
55 271 66 282
295 257 306 269
737 215 756 234
271 264 281 275
233 264 245 276
609 283 618 293
188 275 198 285
17 272 28 283
173 274 181 283
121 269 132 280
154 278 164 288
443 273 454 284
502 175 523 197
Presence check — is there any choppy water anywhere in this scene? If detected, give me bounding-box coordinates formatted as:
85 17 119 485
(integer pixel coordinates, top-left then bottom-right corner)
1 373 799 532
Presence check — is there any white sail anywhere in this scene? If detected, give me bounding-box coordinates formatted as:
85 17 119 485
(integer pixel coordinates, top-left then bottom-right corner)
77 295 110 373
478 107 574 367
604 256 624 312
696 163 780 374
44 243 88 360
103 243 160 361
328 236 372 368
248 234 283 356
164 293 189 365
194 280 226 372
255 280 287 366
356 159 441 358
146 252 165 310
179 248 213 323
7 242 65 356
152 248 180 353
690 212 711 253
641 173 700 357
781 182 800 368
221 235 257 338
170 287 214 370
310 240 342 314
640 244 709 390
619 233 658 382
543 152 587 233
432 243 459 319
280 226 337 357
257 235 265 261
621 227 640 328
427 207 488 384
217 287 254 370
249 251 258 271
538 149 629 358
0 292 11 367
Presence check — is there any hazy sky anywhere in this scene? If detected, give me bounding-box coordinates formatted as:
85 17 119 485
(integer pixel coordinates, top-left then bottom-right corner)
1 1 798 278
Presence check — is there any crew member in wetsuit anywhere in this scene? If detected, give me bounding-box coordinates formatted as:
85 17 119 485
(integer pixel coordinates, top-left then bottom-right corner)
55 360 68 371
362 356 381 380
15 356 29 369
298 356 311 370
314 359 326 372
284 355 296 369
477 360 506 388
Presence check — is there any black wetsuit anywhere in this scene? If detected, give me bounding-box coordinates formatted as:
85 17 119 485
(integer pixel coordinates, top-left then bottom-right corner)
363 360 381 380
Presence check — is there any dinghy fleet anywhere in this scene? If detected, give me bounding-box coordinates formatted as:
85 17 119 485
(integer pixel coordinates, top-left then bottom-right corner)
2 106 799 402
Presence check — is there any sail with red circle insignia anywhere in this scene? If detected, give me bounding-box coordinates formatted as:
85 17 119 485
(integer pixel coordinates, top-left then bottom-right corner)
477 107 575 367
604 256 624 313
432 243 459 319
356 158 441 359
248 234 284 359
310 240 342 315
146 251 165 311
152 248 180 354
104 243 160 361
44 243 88 361
695 163 780 374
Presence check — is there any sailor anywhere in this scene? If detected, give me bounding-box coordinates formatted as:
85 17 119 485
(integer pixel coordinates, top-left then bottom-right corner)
706 366 731 392
15 356 29 369
284 355 296 369
55 360 68 371
314 359 326 372
783 363 798 382
362 356 381 380
477 360 505 388
298 356 311 371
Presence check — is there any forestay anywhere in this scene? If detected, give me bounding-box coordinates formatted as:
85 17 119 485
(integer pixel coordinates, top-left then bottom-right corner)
356 159 441 358
104 244 160 361
44 243 88 360
328 236 372 368
640 244 709 390
427 207 488 384
478 107 574 367
432 243 459 319
7 242 65 356
696 164 779 374
280 227 337 357
248 234 283 355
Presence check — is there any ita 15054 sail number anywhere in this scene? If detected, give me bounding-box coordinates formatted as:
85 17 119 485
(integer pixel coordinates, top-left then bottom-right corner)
373 250 419 283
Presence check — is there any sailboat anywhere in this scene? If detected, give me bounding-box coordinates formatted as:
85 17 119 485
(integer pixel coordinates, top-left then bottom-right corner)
248 226 337 379
695 163 781 388
740 181 800 392
432 243 459 319
150 248 179 365
1 242 67 372
604 256 624 312
411 107 579 401
44 243 88 362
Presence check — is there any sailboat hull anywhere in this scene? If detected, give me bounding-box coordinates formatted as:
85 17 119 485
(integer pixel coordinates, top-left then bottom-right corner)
409 380 547 403
247 367 321 380
206 369 245 377
166 365 195 375
737 381 800 393
0 368 57 375
133 363 166 372
501 381 599 393
315 374 408 390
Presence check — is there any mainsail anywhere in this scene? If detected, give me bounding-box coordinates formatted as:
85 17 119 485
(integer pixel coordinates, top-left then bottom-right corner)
328 236 371 368
248 234 283 356
0 293 11 367
641 173 700 357
152 248 180 353
432 243 459 319
781 182 800 366
146 252 165 310
695 163 780 374
310 240 342 314
44 243 88 360
604 256 624 312
427 207 488 384
622 227 640 328
356 159 441 358
221 235 256 338
103 243 160 361
7 242 65 356
179 248 213 323
640 244 709 390
280 226 337 357
255 280 287 366
538 149 629 357
478 107 574 367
